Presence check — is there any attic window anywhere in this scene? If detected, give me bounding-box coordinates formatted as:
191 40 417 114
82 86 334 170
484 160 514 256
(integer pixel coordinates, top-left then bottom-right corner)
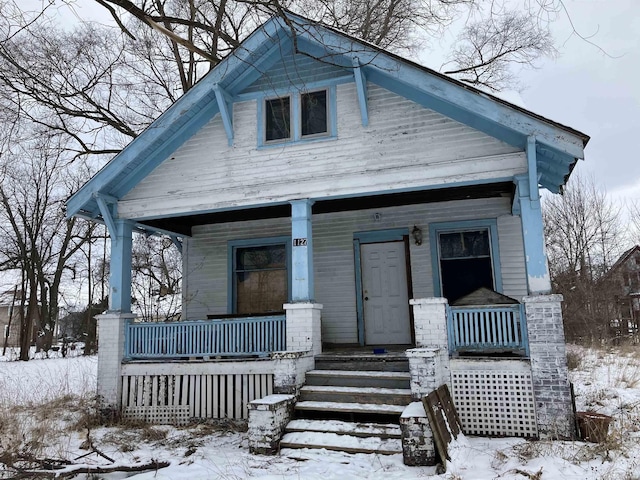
301 90 328 137
265 96 291 142
262 89 329 144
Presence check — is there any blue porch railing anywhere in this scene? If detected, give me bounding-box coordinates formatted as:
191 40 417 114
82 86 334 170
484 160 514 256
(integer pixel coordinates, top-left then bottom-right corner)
447 304 528 356
124 315 286 360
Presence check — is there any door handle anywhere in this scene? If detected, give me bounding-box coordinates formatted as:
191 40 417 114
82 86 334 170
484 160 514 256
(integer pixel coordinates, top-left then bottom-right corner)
364 296 369 301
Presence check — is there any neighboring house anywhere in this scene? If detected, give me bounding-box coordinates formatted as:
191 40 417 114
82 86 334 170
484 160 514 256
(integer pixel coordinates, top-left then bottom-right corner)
0 288 26 349
66 13 589 462
604 245 640 338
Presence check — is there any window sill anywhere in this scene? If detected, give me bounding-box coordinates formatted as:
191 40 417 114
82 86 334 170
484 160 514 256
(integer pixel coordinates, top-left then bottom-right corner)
258 134 337 150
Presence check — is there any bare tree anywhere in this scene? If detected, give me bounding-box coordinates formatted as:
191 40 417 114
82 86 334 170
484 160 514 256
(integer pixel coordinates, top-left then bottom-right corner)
0 135 95 359
543 173 626 343
131 236 182 322
88 0 561 90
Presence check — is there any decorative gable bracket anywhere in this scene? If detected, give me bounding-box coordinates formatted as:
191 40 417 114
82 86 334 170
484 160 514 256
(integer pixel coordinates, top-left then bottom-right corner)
214 84 234 146
352 58 369 127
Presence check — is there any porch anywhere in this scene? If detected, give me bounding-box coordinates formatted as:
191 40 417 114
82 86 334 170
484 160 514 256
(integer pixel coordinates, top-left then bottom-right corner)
122 303 529 361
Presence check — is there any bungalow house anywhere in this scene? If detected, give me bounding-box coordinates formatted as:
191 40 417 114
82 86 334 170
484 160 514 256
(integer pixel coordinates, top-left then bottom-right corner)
66 12 588 461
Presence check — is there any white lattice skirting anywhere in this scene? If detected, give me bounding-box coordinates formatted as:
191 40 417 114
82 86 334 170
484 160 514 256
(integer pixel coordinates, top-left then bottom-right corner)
451 365 538 438
121 373 274 424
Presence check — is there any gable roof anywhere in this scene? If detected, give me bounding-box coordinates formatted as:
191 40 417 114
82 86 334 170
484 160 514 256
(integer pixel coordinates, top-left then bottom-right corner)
609 245 640 274
66 11 589 229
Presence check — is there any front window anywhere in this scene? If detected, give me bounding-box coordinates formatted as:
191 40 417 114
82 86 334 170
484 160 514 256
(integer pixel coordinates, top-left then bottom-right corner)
438 229 494 303
234 243 287 314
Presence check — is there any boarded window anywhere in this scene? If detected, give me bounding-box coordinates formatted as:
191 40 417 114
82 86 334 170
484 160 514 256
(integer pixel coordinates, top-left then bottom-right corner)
235 244 287 314
439 229 494 303
301 90 327 136
265 97 291 142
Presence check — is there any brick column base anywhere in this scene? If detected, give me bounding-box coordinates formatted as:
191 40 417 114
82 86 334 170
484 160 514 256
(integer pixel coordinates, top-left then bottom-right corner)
524 294 575 439
284 303 322 356
95 312 135 414
248 394 296 454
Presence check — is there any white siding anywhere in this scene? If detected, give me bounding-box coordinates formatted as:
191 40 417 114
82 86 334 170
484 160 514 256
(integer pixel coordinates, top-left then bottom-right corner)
183 197 527 345
120 83 524 219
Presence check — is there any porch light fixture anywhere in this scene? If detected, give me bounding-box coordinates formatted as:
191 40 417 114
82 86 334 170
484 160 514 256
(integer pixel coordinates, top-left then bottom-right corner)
412 225 423 246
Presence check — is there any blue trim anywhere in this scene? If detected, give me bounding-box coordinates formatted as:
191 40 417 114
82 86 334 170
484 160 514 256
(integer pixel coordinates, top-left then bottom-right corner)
515 174 551 294
526 136 539 202
429 219 503 298
227 236 291 314
353 238 365 346
109 219 134 313
520 303 530 357
290 199 315 302
354 228 409 244
214 85 234 146
352 58 369 127
257 86 337 148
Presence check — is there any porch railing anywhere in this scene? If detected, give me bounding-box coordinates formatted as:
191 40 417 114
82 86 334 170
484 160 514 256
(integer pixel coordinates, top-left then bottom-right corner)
447 304 528 356
124 315 286 360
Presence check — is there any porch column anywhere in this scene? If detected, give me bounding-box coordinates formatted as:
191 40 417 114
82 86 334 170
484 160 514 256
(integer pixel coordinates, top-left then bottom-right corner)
290 199 314 302
285 199 322 357
108 218 134 313
97 218 134 413
515 143 551 294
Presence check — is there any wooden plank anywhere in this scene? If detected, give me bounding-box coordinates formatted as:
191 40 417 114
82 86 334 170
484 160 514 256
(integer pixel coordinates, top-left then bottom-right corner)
219 375 226 418
242 374 249 419
121 376 129 408
213 375 220 418
422 384 463 470
226 375 234 418
235 374 242 419
193 375 202 418
205 375 212 418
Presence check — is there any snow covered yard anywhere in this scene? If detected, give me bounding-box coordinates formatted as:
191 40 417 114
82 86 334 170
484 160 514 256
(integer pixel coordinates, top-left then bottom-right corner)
0 345 639 479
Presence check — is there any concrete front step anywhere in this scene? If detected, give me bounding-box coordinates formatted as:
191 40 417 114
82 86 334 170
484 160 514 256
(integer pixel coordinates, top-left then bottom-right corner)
300 385 412 405
295 400 406 416
286 419 402 439
280 431 402 455
305 369 411 389
314 354 410 372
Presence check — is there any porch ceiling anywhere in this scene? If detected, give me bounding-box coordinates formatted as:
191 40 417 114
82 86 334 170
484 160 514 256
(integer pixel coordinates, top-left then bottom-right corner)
139 182 514 236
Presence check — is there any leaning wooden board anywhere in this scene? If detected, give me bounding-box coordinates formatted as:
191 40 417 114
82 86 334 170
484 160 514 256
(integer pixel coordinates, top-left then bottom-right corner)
422 384 463 470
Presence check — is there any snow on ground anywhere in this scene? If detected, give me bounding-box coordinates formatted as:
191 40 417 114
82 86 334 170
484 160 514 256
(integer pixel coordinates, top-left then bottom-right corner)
1 345 639 479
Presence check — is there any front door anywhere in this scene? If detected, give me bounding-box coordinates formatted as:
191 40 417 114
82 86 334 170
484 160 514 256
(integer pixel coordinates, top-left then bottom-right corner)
361 241 411 345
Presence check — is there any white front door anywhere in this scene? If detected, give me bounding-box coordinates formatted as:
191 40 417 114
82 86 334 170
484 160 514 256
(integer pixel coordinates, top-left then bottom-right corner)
361 241 411 345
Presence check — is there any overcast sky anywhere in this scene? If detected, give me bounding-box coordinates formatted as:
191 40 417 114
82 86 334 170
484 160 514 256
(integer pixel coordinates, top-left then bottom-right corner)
512 0 639 201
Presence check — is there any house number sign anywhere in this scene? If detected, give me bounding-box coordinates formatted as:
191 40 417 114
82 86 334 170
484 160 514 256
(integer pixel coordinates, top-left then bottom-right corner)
293 238 307 246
